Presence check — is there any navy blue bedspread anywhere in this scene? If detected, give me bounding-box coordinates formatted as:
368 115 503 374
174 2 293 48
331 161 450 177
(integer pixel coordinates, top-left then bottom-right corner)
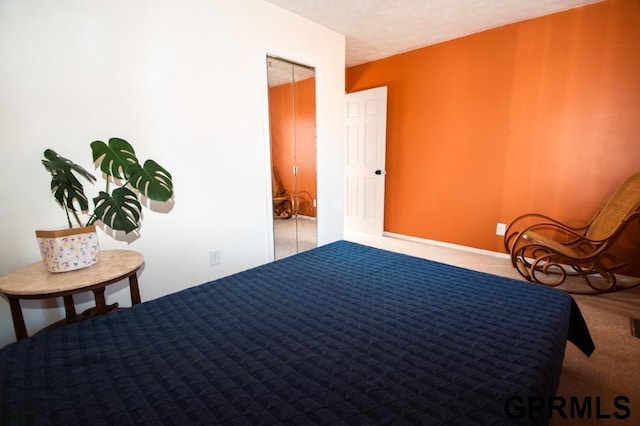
0 241 593 425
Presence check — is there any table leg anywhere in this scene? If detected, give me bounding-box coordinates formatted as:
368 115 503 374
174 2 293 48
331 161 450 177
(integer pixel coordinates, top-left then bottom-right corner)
63 295 77 320
129 272 141 305
8 297 28 341
93 287 108 315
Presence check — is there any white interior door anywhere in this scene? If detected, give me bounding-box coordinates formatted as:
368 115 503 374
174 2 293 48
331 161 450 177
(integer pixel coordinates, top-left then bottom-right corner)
344 86 388 235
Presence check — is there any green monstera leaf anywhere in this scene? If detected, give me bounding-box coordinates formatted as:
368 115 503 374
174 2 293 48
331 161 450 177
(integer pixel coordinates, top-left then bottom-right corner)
41 149 97 227
126 160 174 202
90 138 139 180
43 137 173 234
91 187 142 234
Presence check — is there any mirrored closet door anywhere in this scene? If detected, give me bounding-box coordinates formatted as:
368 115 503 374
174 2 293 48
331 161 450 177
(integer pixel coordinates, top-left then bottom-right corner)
266 56 317 260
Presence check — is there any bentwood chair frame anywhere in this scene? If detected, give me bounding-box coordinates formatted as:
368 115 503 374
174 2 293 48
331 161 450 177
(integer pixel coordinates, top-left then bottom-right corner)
272 167 293 219
504 173 640 294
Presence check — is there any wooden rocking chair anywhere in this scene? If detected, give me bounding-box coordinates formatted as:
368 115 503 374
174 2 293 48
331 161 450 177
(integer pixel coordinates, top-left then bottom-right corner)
504 173 640 294
272 167 293 219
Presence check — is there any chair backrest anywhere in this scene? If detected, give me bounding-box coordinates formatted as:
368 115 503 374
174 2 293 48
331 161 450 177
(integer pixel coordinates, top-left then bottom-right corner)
586 173 640 241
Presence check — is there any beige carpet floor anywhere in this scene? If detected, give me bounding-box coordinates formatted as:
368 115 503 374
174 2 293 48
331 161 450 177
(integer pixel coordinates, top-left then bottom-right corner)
274 216 317 260
345 231 640 425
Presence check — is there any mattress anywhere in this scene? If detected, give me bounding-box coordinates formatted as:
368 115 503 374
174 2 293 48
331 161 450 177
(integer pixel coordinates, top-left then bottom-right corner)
0 241 593 425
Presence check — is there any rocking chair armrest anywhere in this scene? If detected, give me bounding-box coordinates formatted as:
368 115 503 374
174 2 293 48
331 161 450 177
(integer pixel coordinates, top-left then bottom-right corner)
518 229 582 258
522 221 588 240
506 213 589 233
504 213 589 253
513 210 640 258
512 219 608 258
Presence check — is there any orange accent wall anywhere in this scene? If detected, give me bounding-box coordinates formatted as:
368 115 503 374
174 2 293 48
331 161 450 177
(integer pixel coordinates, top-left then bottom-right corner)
346 0 640 275
269 78 317 217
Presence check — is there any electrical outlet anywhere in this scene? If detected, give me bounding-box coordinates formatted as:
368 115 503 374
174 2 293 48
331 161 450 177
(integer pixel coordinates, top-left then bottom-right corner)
496 223 507 236
209 250 221 266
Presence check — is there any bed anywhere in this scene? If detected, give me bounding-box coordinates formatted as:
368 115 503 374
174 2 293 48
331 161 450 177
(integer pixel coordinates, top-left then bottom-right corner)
0 241 593 425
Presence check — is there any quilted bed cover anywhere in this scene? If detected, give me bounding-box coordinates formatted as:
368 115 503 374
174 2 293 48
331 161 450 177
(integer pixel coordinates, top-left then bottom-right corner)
0 241 593 425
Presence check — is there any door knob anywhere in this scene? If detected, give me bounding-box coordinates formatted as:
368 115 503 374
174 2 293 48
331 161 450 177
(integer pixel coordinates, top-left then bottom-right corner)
375 169 386 175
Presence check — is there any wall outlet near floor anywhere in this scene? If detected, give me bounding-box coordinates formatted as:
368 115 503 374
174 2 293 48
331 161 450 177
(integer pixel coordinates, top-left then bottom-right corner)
496 223 507 236
209 250 221 266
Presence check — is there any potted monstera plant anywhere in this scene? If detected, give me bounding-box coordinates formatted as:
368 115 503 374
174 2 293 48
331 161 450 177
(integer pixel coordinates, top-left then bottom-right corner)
38 137 174 272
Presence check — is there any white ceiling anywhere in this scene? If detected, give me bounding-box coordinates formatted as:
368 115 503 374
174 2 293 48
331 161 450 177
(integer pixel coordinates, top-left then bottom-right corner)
264 0 604 67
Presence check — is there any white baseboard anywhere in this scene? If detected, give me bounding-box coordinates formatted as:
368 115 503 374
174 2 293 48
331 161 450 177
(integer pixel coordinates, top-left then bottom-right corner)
383 231 510 260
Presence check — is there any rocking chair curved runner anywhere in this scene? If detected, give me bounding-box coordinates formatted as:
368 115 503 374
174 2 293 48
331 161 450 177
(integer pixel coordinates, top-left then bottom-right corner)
504 173 640 294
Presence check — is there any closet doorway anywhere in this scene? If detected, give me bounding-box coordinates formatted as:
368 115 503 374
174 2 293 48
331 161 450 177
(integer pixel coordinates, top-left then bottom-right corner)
266 56 317 260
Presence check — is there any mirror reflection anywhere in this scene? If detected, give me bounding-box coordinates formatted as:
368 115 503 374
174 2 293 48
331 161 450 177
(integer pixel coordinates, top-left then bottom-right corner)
267 56 317 260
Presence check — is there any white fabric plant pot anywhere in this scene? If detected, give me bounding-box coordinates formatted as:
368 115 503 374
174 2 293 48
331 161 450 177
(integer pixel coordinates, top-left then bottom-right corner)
35 225 100 273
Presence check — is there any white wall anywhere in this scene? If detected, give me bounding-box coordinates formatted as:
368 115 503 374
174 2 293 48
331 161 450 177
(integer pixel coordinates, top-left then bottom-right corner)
0 0 345 348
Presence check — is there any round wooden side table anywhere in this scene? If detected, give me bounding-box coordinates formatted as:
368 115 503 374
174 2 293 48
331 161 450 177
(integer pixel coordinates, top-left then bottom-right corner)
0 250 144 341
